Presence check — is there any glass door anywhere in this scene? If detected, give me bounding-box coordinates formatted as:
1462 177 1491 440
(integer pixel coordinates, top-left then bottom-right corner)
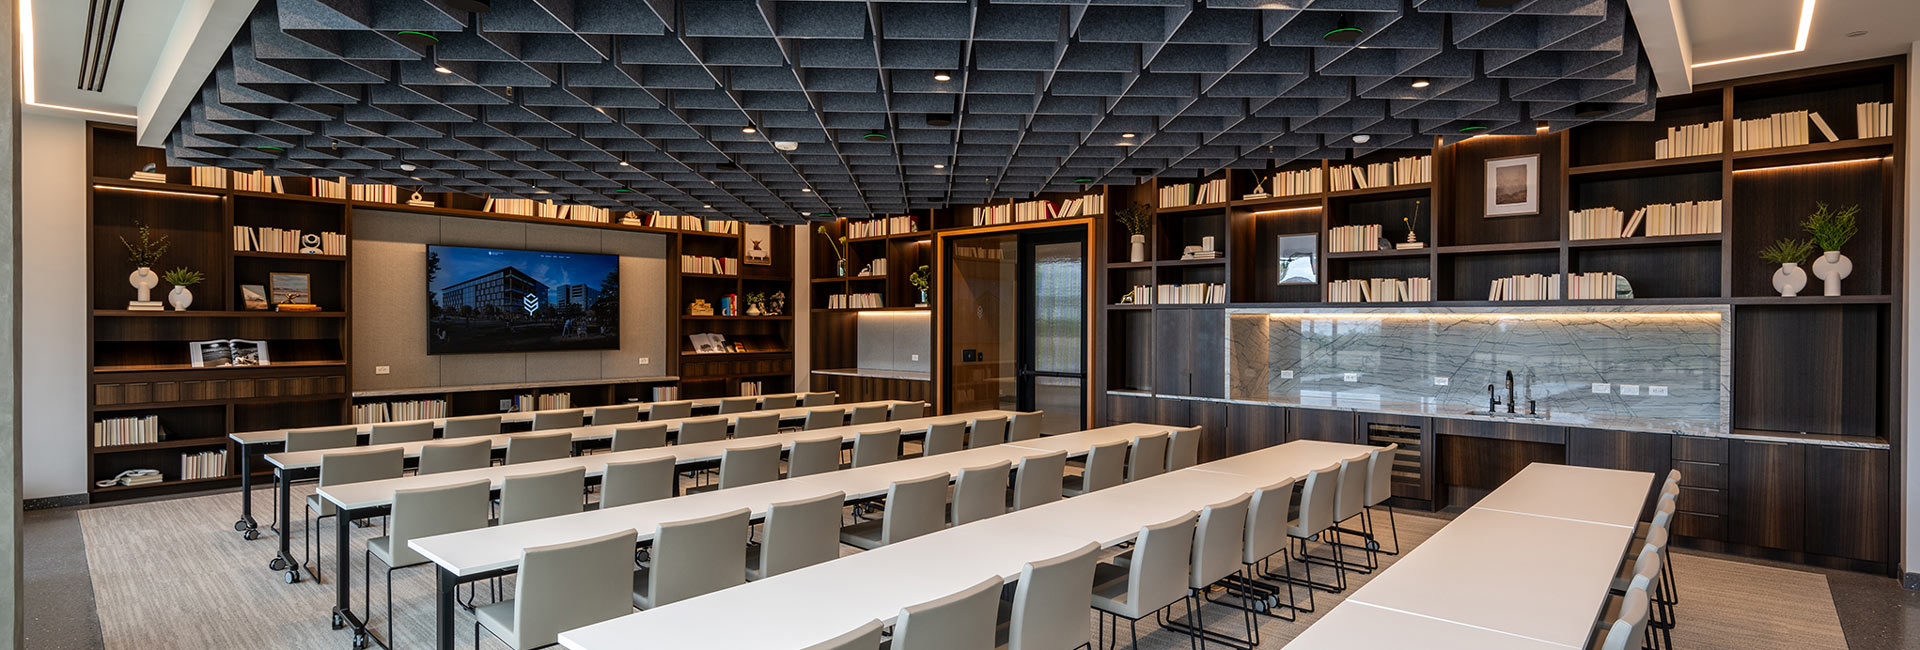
944 228 1086 433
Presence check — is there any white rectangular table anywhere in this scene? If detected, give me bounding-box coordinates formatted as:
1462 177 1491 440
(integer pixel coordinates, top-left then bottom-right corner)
1285 600 1566 650
1468 463 1652 527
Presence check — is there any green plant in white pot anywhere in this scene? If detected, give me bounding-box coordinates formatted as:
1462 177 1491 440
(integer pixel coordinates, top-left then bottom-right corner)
1758 238 1814 297
162 267 204 311
1115 203 1152 263
1802 202 1859 296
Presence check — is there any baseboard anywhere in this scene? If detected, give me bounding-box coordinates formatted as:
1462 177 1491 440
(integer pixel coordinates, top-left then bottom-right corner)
1905 572 1920 591
24 493 90 510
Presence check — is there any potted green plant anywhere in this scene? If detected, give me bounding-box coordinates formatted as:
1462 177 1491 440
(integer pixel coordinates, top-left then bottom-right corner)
1115 202 1153 262
120 221 169 307
909 265 932 306
744 291 766 316
1801 202 1859 296
1757 237 1814 297
161 267 204 311
816 225 849 277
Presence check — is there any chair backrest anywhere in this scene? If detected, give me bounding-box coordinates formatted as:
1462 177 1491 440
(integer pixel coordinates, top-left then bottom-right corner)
1192 493 1251 588
1007 542 1100 650
922 422 966 457
611 423 669 452
387 478 491 566
647 400 693 421
676 416 729 445
589 404 641 426
1648 498 1676 533
732 412 780 438
1333 453 1371 521
718 442 784 489
505 430 573 465
1245 478 1296 564
1007 412 1042 442
1665 468 1683 487
719 396 759 414
757 491 846 579
851 428 901 468
1598 587 1652 650
531 409 585 431
883 473 952 545
889 402 926 421
647 508 751 607
1291 464 1341 536
416 439 492 475
801 392 836 407
498 466 586 525
1165 426 1200 471
601 457 676 509
760 394 799 410
513 529 639 649
285 425 358 453
890 576 1004 650
804 407 846 430
1126 432 1169 481
802 619 884 650
369 421 433 446
318 447 405 487
1119 512 1199 618
786 436 845 478
1079 440 1129 493
1011 450 1068 510
967 416 1008 449
1624 534 1665 595
1366 443 1400 506
441 414 501 439
951 461 1012 526
848 405 889 425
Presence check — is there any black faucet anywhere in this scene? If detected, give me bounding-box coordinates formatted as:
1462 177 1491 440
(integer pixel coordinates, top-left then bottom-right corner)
1505 370 1516 414
1486 383 1499 412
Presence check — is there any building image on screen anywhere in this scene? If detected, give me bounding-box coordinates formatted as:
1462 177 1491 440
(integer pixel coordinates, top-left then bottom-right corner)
427 245 620 355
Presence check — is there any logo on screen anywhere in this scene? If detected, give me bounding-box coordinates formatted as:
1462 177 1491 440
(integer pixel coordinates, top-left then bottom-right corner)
522 293 540 315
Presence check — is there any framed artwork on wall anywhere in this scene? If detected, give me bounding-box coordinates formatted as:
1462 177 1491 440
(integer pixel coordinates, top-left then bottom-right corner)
1483 154 1540 217
1276 234 1318 285
744 224 773 265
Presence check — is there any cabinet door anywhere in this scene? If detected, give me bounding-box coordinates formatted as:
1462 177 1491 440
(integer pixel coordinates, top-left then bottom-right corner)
1803 445 1888 563
1187 309 1225 398
1152 310 1191 395
1565 428 1674 517
1189 400 1232 462
1150 397 1189 427
1287 407 1356 443
1106 393 1154 426
1227 403 1288 456
1727 439 1805 552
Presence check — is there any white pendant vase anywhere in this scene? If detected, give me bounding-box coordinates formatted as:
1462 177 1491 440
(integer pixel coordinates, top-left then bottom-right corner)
1809 250 1852 297
1771 262 1807 297
128 267 158 302
745 303 763 316
1129 234 1146 263
168 286 194 311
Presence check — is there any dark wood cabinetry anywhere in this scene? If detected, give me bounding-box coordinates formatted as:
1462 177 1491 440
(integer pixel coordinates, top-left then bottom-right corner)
1150 309 1223 398
1726 440 1806 552
1801 445 1889 563
808 373 930 404
1286 407 1356 443
1566 428 1674 516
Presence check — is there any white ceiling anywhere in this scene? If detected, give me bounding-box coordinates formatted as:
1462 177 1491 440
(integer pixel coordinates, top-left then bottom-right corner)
26 0 191 120
1682 0 1920 83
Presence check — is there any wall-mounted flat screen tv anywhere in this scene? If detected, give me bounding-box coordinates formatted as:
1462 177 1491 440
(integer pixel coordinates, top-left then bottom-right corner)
427 245 620 355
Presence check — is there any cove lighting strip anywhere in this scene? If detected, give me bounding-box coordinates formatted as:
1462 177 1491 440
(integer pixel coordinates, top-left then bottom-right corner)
1731 156 1890 174
1692 0 1817 68
1264 312 1720 321
19 0 140 120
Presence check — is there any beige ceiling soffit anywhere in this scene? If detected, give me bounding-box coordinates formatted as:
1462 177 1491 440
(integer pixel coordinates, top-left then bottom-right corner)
1627 0 1694 96
136 0 256 147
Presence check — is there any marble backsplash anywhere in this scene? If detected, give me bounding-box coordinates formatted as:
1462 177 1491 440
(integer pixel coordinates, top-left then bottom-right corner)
1225 306 1731 434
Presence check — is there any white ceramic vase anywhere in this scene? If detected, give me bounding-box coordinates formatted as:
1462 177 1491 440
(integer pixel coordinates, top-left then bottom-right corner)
1809 250 1852 297
168 286 193 311
1771 262 1807 297
128 267 158 302
746 303 763 316
1129 234 1146 263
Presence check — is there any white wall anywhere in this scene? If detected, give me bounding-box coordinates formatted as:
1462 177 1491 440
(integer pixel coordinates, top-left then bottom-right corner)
20 111 89 500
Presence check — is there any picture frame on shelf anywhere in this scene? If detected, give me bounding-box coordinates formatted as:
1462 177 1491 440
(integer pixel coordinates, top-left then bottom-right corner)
239 284 269 310
744 224 773 265
1484 154 1540 217
268 272 311 306
1277 234 1319 285
189 338 270 368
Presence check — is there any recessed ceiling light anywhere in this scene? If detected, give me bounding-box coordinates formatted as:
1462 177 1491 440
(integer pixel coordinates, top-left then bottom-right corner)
433 65 453 74
1692 0 1817 68
934 71 953 82
1352 134 1371 144
933 163 945 169
774 141 799 151
1410 79 1431 89
702 204 712 209
802 188 813 193
741 125 757 134
618 160 631 167
400 163 416 171
1121 133 1136 138
802 211 812 216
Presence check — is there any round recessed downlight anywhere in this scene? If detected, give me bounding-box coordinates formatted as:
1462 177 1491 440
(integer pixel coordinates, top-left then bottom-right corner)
934 71 953 82
1121 133 1136 138
1410 79 1431 89
702 204 712 209
400 163 417 171
741 125 757 134
933 163 946 169
802 188 813 193
618 160 631 167
1352 134 1371 144
433 65 453 74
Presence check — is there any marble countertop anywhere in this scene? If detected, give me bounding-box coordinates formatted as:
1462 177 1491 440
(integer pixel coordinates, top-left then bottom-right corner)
812 367 932 381
353 376 680 399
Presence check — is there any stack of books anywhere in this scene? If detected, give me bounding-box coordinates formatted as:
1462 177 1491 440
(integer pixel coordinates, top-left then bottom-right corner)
1328 224 1382 253
190 166 229 188
352 399 448 424
130 169 167 183
1329 277 1431 303
827 293 884 309
234 226 347 254
180 450 228 481
93 415 162 447
1569 207 1627 240
1858 101 1895 138
1488 273 1560 301
701 219 741 234
1567 272 1624 300
1653 121 1724 159
118 471 165 487
1259 167 1324 198
1159 179 1228 208
681 255 740 275
229 170 286 194
1329 155 1432 191
1156 283 1226 305
1734 110 1842 151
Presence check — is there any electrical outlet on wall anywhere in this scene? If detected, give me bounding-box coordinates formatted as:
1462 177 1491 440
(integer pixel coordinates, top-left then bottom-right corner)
374 365 390 375
638 357 650 365
1591 383 1610 394
1280 370 1295 379
911 354 920 362
1343 372 1359 383
1649 386 1669 396
1433 376 1449 386
1619 384 1641 396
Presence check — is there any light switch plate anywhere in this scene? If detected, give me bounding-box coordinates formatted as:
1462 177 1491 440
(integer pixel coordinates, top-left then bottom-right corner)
1280 370 1295 379
374 365 390 375
911 354 920 362
1343 372 1359 383
638 357 650 365
1591 383 1610 394
1649 386 1669 396
1433 376 1449 386
1620 384 1641 396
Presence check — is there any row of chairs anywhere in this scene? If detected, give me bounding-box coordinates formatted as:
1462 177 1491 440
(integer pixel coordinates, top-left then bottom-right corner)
1594 471 1685 650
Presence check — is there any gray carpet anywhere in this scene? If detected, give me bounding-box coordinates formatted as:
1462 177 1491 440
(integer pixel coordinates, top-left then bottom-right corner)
75 484 1849 650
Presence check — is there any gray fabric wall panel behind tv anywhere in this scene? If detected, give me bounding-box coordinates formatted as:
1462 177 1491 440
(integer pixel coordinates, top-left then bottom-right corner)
351 209 669 391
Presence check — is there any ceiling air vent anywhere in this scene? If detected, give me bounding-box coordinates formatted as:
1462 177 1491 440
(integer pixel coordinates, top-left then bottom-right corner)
77 0 126 92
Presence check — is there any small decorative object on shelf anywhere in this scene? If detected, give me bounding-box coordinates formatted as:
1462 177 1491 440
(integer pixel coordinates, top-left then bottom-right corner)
162 267 203 311
688 298 715 316
268 272 311 307
121 221 168 311
1244 174 1270 200
745 291 765 317
909 265 932 306
240 284 269 310
817 225 849 277
767 291 786 316
1398 199 1426 249
1758 238 1815 297
130 163 166 183
406 191 435 208
189 338 270 367
1802 202 1859 296
1115 202 1152 263
298 233 324 255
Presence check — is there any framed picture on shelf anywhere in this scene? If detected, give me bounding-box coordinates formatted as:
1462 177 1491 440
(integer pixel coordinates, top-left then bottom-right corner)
268 272 311 305
189 338 271 368
1276 234 1318 285
239 284 269 310
743 224 773 266
1483 154 1539 217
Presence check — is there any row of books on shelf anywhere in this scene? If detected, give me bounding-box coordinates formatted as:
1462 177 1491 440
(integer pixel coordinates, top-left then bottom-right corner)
847 216 918 239
353 399 448 424
312 178 404 203
1329 277 1431 303
482 197 615 223
1568 199 1722 240
180 450 228 481
858 258 888 277
1328 224 1384 253
233 226 347 254
1486 273 1624 301
826 292 884 309
1566 272 1626 300
645 214 741 234
511 392 571 412
739 381 766 396
1160 179 1229 208
1733 110 1836 151
1158 283 1227 305
1859 101 1895 138
185 167 283 193
1329 155 1431 191
93 415 162 447
1257 167 1323 198
969 193 1107 226
1654 121 1722 158
682 255 740 275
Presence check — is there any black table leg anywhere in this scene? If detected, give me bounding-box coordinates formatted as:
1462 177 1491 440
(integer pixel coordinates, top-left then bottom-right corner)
235 448 259 540
436 566 457 650
270 468 300 582
333 504 383 649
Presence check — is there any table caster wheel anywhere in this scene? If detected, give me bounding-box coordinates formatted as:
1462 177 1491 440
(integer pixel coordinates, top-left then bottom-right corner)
233 520 248 532
352 632 368 649
332 613 346 630
284 570 300 584
1367 540 1380 551
242 528 260 541
269 557 289 571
